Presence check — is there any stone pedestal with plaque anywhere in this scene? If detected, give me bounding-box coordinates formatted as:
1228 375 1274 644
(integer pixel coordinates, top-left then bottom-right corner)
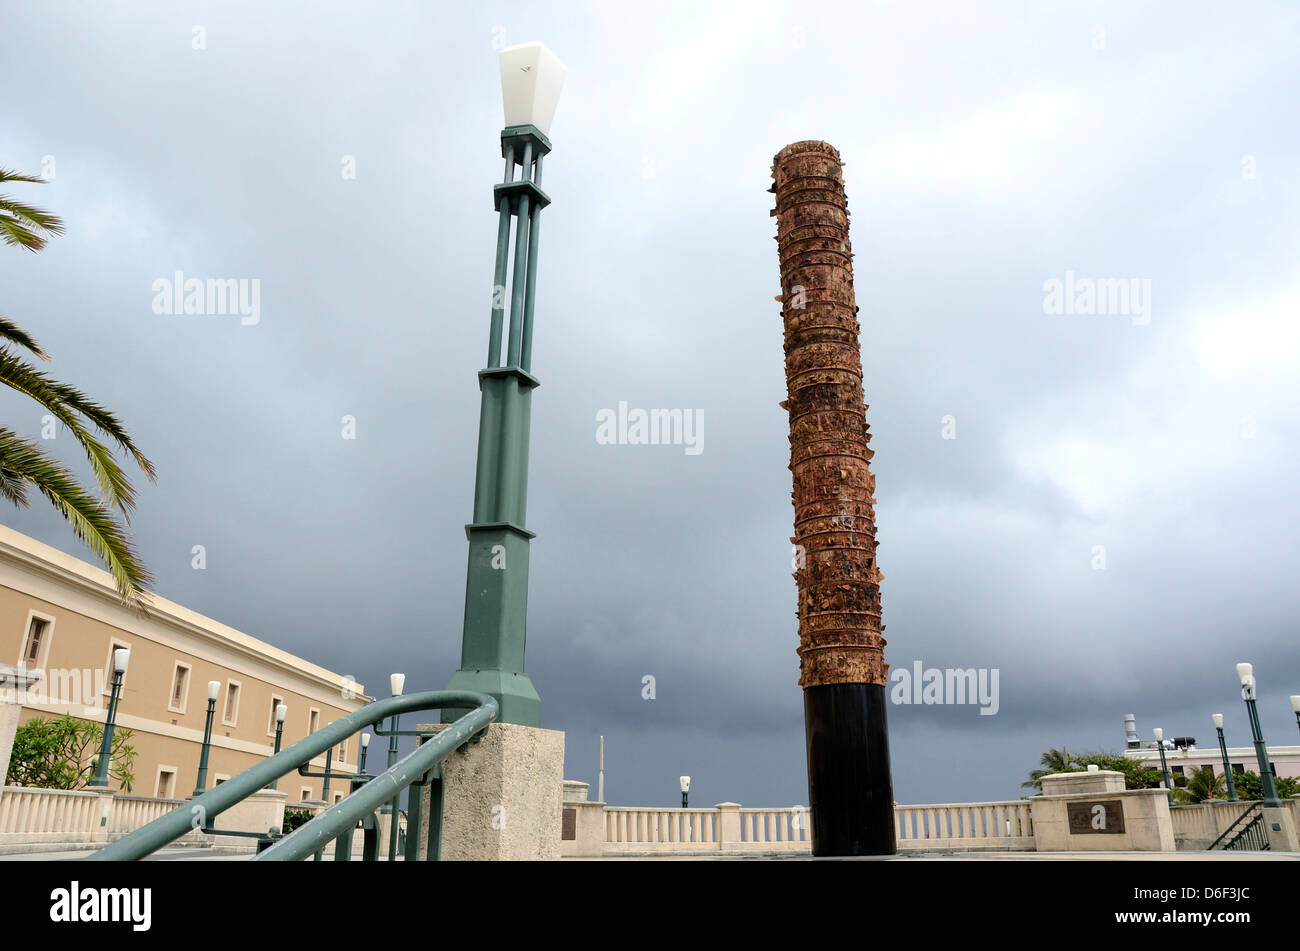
1031 769 1175 852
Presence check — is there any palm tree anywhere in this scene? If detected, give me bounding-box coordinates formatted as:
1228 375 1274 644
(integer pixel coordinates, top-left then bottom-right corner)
1022 747 1077 789
1 167 154 603
1172 764 1227 804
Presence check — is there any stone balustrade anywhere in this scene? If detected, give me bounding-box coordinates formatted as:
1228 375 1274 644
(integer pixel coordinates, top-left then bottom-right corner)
895 800 1035 851
598 800 1032 854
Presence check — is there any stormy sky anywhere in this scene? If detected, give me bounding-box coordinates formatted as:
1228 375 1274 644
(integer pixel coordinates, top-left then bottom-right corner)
2 0 1297 809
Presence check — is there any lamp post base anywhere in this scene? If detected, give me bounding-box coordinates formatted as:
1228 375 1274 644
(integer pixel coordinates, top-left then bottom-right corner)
443 668 540 728
803 682 896 856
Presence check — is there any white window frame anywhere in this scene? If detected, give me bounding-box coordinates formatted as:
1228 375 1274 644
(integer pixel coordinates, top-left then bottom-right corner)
300 787 312 802
308 707 320 735
156 765 179 800
17 609 56 669
221 679 242 727
266 693 284 737
168 661 192 714
101 637 132 696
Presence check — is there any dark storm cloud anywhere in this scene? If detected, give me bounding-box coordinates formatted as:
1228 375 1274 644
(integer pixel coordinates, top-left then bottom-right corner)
2 0 1297 808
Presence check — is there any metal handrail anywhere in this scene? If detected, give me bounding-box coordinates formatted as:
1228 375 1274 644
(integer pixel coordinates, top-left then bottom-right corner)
86 690 496 861
255 703 490 861
1207 801 1264 850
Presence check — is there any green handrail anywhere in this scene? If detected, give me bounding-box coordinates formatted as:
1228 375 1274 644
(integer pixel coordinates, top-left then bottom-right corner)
86 690 495 861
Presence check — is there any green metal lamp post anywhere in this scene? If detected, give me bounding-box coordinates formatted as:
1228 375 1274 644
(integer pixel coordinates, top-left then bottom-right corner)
444 42 567 728
193 680 222 797
1212 713 1238 802
90 648 129 787
1153 728 1175 806
680 775 690 809
1291 695 1300 733
267 703 287 790
386 673 404 861
1236 663 1282 807
359 732 370 774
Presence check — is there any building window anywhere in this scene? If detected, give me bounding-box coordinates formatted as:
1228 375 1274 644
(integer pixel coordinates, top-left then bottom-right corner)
20 614 53 668
333 791 344 804
222 680 241 726
300 787 312 802
102 639 131 695
156 767 178 799
337 739 347 761
1232 763 1245 774
168 662 192 713
267 694 284 736
308 708 320 735
1171 765 1184 775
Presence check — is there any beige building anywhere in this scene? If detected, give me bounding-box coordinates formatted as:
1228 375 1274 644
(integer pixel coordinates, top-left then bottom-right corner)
0 524 368 805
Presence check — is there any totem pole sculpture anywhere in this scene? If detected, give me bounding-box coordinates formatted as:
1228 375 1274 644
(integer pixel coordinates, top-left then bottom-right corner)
771 140 896 856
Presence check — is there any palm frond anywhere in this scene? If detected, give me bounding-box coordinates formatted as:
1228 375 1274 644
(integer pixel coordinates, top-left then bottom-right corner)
0 316 49 360
0 193 65 252
0 429 151 604
0 349 152 514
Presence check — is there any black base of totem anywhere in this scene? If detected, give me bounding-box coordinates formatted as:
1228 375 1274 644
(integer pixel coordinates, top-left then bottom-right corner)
803 682 896 856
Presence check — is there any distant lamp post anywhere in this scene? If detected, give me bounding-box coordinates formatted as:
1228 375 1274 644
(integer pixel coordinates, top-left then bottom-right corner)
193 680 221 797
359 732 371 774
1153 728 1174 806
1290 695 1300 733
679 775 690 809
1212 713 1237 802
267 703 288 790
1236 663 1281 807
445 41 567 727
387 673 405 861
90 648 129 787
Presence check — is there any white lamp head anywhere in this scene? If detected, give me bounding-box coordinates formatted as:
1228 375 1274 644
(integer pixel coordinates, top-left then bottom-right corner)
1290 695 1300 713
1212 713 1224 729
276 703 287 724
390 673 405 697
361 733 371 748
1153 727 1163 741
679 775 690 793
1236 662 1253 685
499 42 566 137
207 680 221 701
112 648 130 673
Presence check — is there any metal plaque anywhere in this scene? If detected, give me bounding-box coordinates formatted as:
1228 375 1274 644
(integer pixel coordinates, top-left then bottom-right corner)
1067 799 1125 834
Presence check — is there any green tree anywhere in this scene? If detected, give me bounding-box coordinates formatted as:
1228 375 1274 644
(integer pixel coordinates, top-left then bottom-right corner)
1230 769 1299 801
1021 747 1076 789
0 167 155 603
282 807 313 834
5 714 136 792
1172 764 1226 804
1023 748 1164 791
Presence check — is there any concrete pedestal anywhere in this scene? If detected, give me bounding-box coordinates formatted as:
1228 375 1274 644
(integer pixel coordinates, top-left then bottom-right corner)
417 721 563 861
560 780 606 857
0 665 42 788
1032 771 1175 852
214 787 287 840
1261 805 1299 852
